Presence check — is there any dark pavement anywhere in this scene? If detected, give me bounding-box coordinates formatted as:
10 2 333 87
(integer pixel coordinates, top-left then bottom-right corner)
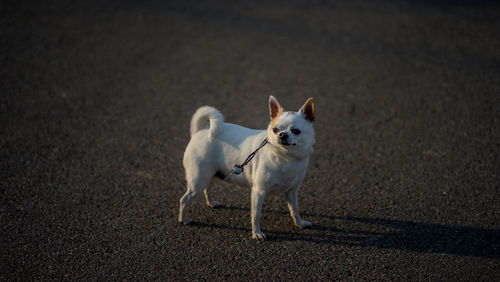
1 0 499 280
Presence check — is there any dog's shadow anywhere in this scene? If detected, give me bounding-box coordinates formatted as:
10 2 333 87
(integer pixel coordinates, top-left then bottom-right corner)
190 206 500 259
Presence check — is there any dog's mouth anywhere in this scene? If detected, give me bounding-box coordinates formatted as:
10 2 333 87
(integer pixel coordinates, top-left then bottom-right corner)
279 139 296 146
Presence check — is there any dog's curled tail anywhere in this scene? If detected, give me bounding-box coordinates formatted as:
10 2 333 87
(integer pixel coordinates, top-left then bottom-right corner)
190 106 224 140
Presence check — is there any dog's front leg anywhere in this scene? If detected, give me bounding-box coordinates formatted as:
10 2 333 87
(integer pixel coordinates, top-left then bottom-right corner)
286 187 312 229
251 188 266 240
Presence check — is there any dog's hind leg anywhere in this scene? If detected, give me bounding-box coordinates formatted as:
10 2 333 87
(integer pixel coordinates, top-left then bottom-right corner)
178 167 212 225
203 178 224 208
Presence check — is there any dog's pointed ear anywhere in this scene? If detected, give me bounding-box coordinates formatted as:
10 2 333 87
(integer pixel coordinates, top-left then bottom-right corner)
299 97 315 122
269 95 283 120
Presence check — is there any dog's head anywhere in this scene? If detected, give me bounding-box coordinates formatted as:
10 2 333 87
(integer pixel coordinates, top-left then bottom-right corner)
267 96 315 159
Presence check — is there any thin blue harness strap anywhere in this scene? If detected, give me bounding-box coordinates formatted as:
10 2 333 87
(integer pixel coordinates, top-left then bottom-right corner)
231 138 268 175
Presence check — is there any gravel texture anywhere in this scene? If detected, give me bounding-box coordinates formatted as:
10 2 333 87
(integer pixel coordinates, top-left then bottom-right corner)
1 0 499 280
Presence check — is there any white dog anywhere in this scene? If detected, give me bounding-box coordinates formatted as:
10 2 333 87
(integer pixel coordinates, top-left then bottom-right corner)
179 96 315 239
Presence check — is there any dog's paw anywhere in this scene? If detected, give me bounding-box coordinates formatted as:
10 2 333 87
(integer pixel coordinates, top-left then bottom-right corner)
252 231 267 240
179 217 193 225
296 220 312 229
207 200 224 208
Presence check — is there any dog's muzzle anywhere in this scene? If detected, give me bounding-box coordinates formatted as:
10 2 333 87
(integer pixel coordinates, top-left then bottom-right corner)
278 132 288 140
278 132 295 146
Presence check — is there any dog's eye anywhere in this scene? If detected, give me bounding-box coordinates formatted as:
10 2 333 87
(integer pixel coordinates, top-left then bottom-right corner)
272 127 280 134
291 128 301 135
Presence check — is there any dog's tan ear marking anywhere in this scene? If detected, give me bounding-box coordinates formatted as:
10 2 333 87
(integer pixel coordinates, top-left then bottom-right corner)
269 95 283 121
299 97 315 123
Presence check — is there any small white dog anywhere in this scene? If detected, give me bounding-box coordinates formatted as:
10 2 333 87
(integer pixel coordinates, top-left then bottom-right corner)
179 96 315 239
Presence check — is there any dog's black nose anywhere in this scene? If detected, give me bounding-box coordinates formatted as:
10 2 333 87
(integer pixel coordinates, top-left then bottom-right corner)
278 132 288 140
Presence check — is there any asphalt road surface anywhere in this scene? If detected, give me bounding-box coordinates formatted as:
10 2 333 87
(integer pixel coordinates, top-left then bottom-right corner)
1 0 499 280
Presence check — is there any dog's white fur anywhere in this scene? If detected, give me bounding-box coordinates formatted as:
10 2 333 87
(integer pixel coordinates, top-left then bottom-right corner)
179 96 315 239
